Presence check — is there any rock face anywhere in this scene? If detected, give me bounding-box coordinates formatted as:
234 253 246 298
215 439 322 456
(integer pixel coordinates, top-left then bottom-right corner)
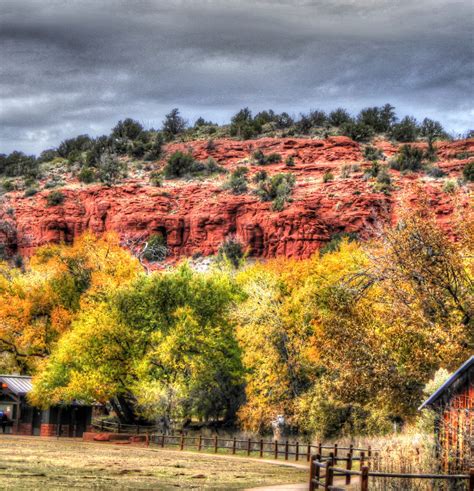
0 137 472 261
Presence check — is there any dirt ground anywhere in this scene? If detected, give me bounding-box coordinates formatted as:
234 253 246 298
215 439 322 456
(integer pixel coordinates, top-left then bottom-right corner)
0 435 308 489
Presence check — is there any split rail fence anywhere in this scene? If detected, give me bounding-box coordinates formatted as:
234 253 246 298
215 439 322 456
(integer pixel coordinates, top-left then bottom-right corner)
309 453 474 490
149 433 373 463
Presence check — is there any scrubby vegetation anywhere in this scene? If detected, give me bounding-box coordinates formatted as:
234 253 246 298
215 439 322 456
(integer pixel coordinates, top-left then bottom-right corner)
0 104 470 196
1 203 470 440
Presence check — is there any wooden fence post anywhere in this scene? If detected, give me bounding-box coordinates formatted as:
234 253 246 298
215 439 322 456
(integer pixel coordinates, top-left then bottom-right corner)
259 439 264 458
346 451 352 485
314 454 322 490
360 451 365 467
198 434 202 451
318 442 322 456
309 454 317 491
161 433 165 448
232 437 236 455
325 459 334 489
274 440 278 459
136 423 140 435
295 441 299 461
180 434 184 451
247 438 252 456
334 443 338 458
307 443 311 462
214 435 218 453
285 440 289 461
469 468 474 491
360 466 369 491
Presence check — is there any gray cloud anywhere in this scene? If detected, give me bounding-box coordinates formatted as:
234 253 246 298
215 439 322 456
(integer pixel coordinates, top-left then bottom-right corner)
1 0 473 154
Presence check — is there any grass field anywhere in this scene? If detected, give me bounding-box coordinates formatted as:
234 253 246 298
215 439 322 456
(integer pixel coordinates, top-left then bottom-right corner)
0 436 307 489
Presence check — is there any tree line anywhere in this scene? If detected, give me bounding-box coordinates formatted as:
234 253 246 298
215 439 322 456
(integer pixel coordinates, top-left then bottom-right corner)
1 104 472 183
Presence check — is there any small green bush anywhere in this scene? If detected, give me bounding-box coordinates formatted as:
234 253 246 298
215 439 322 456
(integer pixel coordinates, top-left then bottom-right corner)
285 156 295 167
364 145 384 161
252 150 282 165
462 161 474 182
253 170 268 183
425 166 446 178
2 180 14 192
443 180 457 194
142 234 167 262
150 172 163 187
24 187 38 197
390 145 424 172
78 167 96 183
365 161 380 178
323 171 334 183
217 236 245 268
256 173 295 210
164 151 196 178
224 167 248 195
46 190 65 206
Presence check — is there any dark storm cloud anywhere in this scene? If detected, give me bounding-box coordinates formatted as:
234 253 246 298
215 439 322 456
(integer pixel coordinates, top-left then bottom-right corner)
1 0 473 154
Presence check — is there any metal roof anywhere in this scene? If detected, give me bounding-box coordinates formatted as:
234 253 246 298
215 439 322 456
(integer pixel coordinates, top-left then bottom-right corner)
0 375 33 396
418 356 474 410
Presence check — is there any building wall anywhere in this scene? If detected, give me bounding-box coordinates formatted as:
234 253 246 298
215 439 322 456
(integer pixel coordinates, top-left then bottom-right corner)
436 373 473 472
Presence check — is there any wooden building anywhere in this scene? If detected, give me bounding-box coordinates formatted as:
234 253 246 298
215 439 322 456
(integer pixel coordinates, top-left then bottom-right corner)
0 374 93 437
419 356 474 472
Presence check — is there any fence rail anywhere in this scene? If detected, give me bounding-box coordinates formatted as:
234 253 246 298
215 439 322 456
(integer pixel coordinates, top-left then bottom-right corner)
147 433 376 463
91 419 160 434
309 454 474 490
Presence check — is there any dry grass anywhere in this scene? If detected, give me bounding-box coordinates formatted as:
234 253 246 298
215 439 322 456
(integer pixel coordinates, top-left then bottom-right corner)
0 435 307 489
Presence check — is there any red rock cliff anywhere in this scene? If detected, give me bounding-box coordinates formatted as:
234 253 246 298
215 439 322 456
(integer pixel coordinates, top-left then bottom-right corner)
0 137 472 261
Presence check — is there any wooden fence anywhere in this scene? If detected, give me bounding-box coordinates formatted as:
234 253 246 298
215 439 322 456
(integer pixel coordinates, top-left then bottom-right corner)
309 454 474 491
148 433 373 462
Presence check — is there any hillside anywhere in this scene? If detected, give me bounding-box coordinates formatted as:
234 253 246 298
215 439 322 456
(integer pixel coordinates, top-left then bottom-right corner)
0 136 472 262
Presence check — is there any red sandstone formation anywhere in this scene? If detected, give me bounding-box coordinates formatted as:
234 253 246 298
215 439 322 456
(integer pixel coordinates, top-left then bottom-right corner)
0 137 472 261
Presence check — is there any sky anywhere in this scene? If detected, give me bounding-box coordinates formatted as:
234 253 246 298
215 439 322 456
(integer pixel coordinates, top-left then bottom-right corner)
1 0 473 155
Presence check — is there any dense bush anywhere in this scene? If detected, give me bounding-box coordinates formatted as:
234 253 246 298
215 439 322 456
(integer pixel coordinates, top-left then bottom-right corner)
390 145 424 172
111 118 144 141
420 118 446 160
164 151 196 178
340 120 374 142
328 108 352 127
364 145 384 162
57 135 93 159
285 155 295 167
322 171 334 182
252 170 268 183
217 236 245 268
24 187 38 197
150 171 163 187
142 234 168 262
252 150 282 165
78 167 96 184
463 161 474 182
164 152 225 179
224 167 249 195
0 151 38 178
296 109 327 133
390 116 419 142
256 173 295 210
46 190 65 206
97 152 127 185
